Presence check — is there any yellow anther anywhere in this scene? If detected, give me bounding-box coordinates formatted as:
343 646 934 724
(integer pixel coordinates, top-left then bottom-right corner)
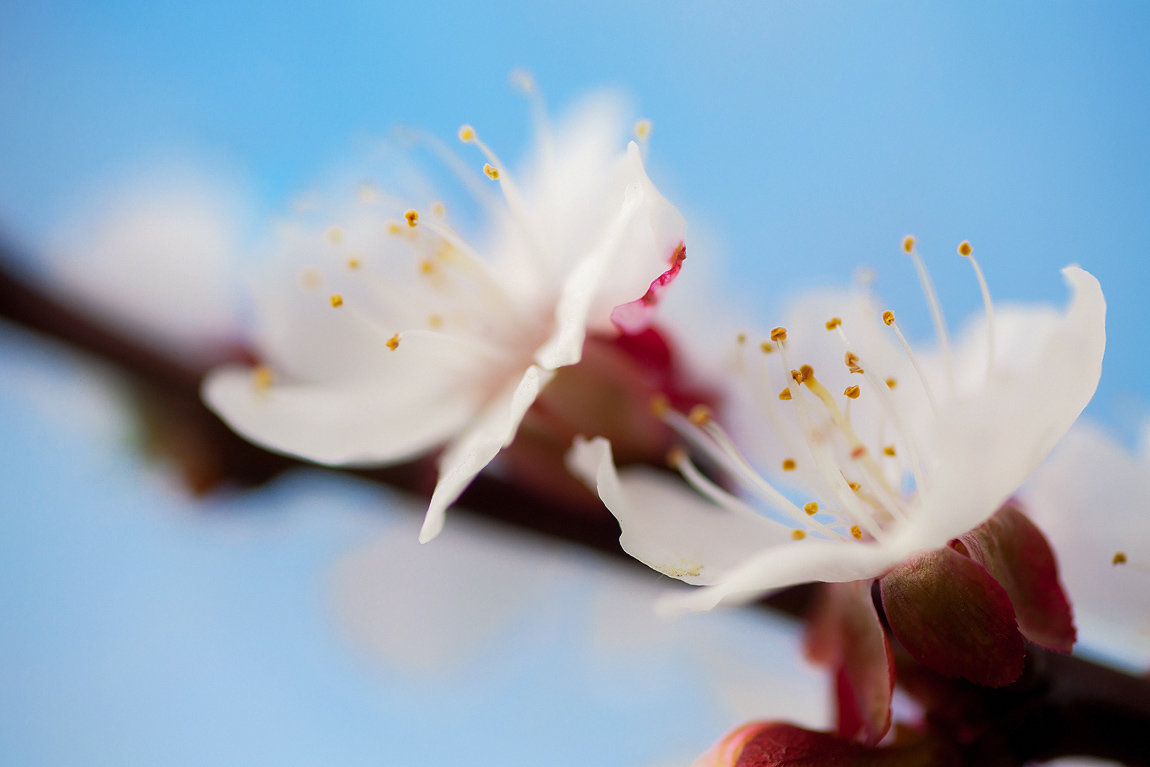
826 317 842 331
736 332 747 344
850 445 867 460
844 385 861 399
770 327 788 342
885 377 897 389
419 259 437 276
958 240 973 257
346 257 361 270
428 314 443 329
404 209 419 227
650 393 671 417
325 226 344 244
850 525 863 540
386 221 403 236
252 365 273 391
803 502 819 516
882 310 896 326
782 458 796 471
760 341 774 354
799 364 815 382
458 124 476 143
1113 552 1128 566
844 351 864 374
386 333 400 351
431 201 446 218
688 404 713 427
666 446 688 467
483 163 500 180
779 387 792 400
902 235 916 253
848 481 861 491
329 294 344 308
883 445 897 457
634 119 653 141
792 530 807 541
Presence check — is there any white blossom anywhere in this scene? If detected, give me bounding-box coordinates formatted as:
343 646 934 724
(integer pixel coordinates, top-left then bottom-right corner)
569 241 1105 613
204 94 685 542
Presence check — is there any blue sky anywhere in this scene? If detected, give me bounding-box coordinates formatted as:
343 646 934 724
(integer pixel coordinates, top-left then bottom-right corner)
2 2 1149 763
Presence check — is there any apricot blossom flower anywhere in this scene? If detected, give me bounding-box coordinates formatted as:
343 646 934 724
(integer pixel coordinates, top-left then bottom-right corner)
204 93 686 542
569 242 1104 691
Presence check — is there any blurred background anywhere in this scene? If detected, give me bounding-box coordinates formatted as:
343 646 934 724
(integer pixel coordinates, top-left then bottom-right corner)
2 2 1148 764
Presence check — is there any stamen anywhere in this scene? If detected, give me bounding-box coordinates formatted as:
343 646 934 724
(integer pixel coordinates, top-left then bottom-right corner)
431 201 447 218
483 163 500 180
1113 552 1127 566
848 482 861 491
803 502 819 516
252 365 273 392
850 525 863 540
329 294 344 308
882 309 939 413
782 458 797 471
845 351 864 374
883 445 897 457
404 209 419 228
770 327 788 343
650 393 671 417
792 530 807 541
386 333 400 351
903 237 954 393
833 324 928 491
457 124 476 143
959 240 997 377
778 387 792 401
346 257 361 270
844 385 861 400
760 341 774 354
660 409 845 537
802 373 908 525
326 226 344 244
668 447 774 524
688 404 713 427
826 317 842 331
634 119 653 143
736 332 747 344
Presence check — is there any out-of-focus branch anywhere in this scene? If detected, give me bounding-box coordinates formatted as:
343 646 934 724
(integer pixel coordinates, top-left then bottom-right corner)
3 238 1149 766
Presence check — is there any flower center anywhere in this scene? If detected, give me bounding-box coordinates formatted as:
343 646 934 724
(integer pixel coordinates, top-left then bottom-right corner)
653 237 998 544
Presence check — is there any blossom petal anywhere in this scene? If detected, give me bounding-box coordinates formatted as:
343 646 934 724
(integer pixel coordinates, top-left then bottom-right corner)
566 436 789 585
202 330 489 465
534 143 686 369
880 546 1025 687
656 536 909 614
1023 421 1150 667
420 364 553 543
957 502 1075 652
895 265 1105 550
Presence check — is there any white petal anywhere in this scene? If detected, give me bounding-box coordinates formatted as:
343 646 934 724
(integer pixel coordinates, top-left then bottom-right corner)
566 436 789 586
1024 421 1150 668
533 143 686 370
202 331 490 465
904 265 1106 548
657 536 910 615
419 364 554 543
